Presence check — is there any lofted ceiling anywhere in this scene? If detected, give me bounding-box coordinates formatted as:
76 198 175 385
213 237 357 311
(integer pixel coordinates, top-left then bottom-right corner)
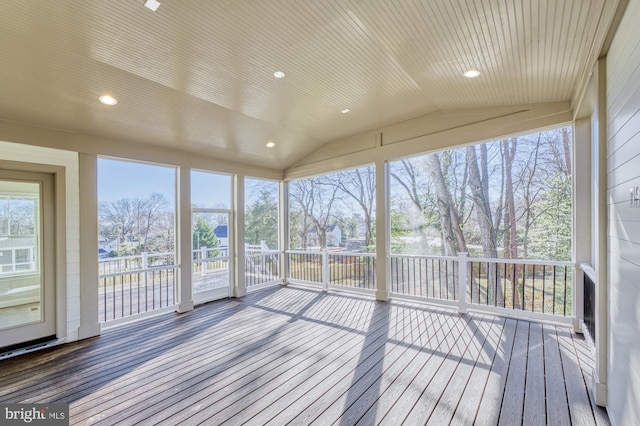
0 0 617 170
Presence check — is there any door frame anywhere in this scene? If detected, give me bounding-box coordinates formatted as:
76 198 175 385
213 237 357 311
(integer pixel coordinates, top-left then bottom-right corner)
0 160 67 346
191 208 234 305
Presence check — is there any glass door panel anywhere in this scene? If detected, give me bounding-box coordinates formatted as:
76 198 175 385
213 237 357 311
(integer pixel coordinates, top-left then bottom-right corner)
192 211 231 299
0 171 55 348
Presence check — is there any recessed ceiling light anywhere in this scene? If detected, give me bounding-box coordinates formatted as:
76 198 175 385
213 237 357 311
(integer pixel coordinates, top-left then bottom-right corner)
273 71 285 79
144 0 161 11
266 141 276 148
99 95 118 106
463 69 481 78
341 109 350 113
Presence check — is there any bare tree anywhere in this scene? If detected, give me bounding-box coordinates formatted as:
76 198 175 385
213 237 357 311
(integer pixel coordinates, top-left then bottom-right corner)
325 167 376 247
99 192 170 253
289 178 339 249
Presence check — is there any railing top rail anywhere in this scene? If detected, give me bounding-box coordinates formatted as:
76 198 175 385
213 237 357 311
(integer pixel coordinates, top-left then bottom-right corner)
327 251 376 258
286 249 323 255
99 264 178 279
246 251 280 259
98 251 175 262
390 253 458 261
468 257 574 267
193 256 230 263
389 252 573 267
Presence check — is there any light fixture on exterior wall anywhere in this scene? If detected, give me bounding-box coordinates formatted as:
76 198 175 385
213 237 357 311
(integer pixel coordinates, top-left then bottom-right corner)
99 95 118 106
273 71 285 79
463 69 481 78
341 109 350 113
266 141 275 148
144 0 161 11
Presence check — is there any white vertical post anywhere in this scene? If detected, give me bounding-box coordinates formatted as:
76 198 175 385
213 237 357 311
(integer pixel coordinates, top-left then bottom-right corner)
141 251 149 290
322 248 329 292
177 166 194 313
234 174 246 298
201 247 208 274
375 157 390 301
591 59 608 406
458 252 468 313
574 117 591 333
279 180 289 285
79 153 101 338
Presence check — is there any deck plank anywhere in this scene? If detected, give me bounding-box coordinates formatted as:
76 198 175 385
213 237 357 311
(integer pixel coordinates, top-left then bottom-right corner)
571 332 611 425
542 324 571 426
451 315 506 425
498 320 530 426
556 327 603 426
474 317 518 426
0 285 608 426
426 315 498 425
523 322 545 425
399 313 486 424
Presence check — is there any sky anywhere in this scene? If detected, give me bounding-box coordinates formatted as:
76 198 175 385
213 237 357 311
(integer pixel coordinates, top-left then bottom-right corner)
98 158 231 208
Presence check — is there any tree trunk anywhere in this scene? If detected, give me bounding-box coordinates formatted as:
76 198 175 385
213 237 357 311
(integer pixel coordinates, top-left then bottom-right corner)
466 146 502 305
502 138 518 259
562 127 572 176
426 153 467 256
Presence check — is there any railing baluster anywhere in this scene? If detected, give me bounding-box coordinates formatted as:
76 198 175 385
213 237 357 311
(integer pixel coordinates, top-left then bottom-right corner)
521 263 526 312
512 263 516 309
553 266 557 315
531 265 536 312
564 266 568 316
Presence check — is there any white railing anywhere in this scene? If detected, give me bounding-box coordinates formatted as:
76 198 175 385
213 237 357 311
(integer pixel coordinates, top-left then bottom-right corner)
390 252 574 322
245 250 280 288
466 256 574 317
98 251 177 322
0 246 36 275
389 254 459 303
98 265 178 323
286 250 574 323
192 247 230 276
286 249 376 293
97 249 575 324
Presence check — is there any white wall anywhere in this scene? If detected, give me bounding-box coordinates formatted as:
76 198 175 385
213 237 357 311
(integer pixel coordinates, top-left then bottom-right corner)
606 0 640 424
0 141 81 341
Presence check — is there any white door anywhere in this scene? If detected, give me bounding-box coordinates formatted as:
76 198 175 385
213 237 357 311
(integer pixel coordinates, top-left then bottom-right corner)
0 170 55 349
192 209 233 304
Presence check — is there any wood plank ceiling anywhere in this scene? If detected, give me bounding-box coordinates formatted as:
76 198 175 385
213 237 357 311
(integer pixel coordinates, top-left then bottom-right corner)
0 0 613 170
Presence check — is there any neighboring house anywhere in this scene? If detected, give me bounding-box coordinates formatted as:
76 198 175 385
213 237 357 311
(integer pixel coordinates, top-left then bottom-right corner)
214 225 228 248
305 224 342 248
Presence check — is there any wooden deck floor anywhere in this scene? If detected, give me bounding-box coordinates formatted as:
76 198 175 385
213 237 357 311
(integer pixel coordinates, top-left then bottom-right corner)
0 285 609 425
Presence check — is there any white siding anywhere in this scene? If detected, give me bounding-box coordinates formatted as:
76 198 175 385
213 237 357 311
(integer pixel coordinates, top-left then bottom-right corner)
0 141 81 341
606 0 640 424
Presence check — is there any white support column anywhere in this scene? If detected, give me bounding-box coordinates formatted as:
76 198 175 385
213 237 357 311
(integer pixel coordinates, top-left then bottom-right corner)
375 158 390 301
234 174 246 298
279 180 289 285
574 117 592 333
458 252 468 313
78 153 101 338
591 59 608 406
177 166 194 313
